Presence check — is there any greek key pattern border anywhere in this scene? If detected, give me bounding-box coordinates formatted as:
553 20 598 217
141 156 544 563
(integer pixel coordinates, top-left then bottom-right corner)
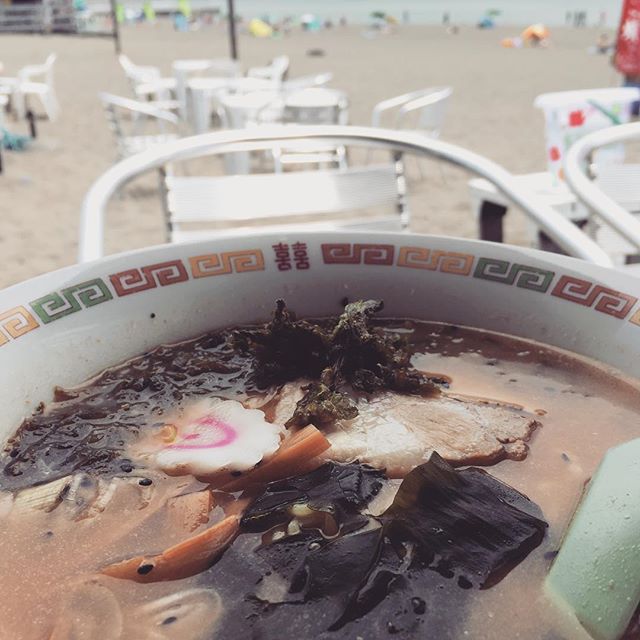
1 243 639 349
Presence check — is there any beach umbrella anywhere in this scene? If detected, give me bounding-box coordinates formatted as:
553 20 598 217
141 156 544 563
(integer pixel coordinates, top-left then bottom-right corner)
370 11 386 20
486 9 501 16
521 23 550 42
249 18 272 38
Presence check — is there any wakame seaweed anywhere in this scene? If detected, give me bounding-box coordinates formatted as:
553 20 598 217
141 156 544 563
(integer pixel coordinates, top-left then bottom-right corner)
234 455 547 635
233 299 445 427
380 452 548 589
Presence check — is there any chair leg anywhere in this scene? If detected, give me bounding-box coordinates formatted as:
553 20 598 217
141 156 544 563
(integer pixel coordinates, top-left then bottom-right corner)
271 148 283 174
479 200 507 243
13 91 26 120
336 145 348 170
42 90 59 121
27 110 37 139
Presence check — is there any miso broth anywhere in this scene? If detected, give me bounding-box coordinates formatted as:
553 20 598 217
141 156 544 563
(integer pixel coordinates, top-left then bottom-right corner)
1 310 639 640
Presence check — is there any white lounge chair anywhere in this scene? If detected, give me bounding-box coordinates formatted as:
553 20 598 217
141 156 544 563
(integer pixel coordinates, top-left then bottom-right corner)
99 92 180 160
78 126 612 266
564 121 640 270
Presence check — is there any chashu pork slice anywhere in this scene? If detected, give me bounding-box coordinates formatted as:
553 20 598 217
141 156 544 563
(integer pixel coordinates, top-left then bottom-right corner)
254 383 541 478
325 392 540 477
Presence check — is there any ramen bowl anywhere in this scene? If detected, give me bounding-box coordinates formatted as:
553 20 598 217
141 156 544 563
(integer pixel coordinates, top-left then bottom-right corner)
1 231 640 639
2 231 640 436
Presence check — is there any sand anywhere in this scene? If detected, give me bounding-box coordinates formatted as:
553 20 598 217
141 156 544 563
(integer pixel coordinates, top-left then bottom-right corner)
0 22 620 289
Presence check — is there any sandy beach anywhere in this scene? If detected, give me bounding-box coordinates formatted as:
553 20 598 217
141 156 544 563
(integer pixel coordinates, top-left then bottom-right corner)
0 22 621 289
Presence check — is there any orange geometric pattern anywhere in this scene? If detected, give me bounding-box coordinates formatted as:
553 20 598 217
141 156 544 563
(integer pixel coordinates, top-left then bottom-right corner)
190 250 265 278
397 247 474 275
0 306 39 347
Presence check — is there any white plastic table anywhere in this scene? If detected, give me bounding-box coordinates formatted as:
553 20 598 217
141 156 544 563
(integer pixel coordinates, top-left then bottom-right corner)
188 77 276 134
218 91 284 173
172 58 241 124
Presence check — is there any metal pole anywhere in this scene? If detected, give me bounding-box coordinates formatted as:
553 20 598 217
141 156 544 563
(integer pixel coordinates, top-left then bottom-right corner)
227 0 238 60
110 0 121 55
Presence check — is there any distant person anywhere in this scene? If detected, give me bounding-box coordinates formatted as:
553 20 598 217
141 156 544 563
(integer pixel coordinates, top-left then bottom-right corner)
442 11 450 25
596 32 611 54
339 16 347 26
402 10 410 24
565 11 572 26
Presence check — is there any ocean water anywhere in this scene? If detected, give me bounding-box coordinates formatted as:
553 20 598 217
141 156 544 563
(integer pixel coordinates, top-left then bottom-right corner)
219 0 622 28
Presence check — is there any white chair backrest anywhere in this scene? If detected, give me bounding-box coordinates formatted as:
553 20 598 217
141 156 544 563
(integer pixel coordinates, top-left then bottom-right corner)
595 164 640 214
18 53 56 86
248 55 290 82
165 163 404 228
200 59 241 79
268 55 290 81
118 54 161 85
99 92 179 155
397 87 452 137
283 88 348 125
78 126 614 266
371 87 449 128
283 72 333 91
564 122 640 264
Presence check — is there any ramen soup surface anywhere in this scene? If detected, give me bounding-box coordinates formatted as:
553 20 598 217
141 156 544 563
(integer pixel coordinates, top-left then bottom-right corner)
1 308 639 640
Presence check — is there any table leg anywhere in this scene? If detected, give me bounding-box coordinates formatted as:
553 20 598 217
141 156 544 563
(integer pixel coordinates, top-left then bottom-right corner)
191 87 208 134
479 200 507 243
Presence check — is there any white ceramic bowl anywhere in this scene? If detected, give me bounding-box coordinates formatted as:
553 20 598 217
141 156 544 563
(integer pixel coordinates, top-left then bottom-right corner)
2 231 640 445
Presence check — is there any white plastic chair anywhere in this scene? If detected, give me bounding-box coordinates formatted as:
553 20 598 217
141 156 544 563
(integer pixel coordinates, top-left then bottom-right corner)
99 92 180 160
247 55 290 83
371 87 452 136
276 87 350 170
564 122 640 270
78 126 612 266
163 162 407 244
13 53 59 121
282 72 333 91
118 54 177 106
